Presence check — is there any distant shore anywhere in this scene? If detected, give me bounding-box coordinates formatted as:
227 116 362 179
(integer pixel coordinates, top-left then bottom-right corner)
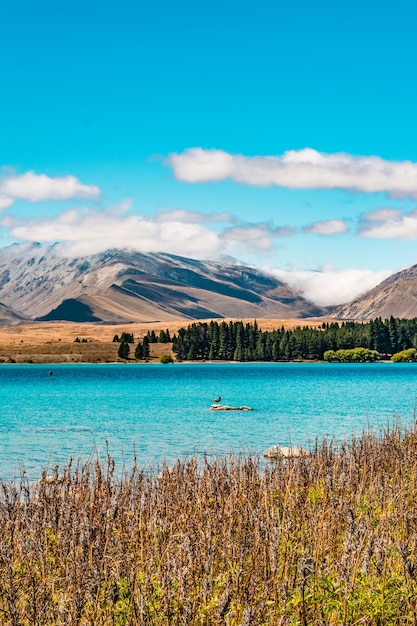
0 317 336 364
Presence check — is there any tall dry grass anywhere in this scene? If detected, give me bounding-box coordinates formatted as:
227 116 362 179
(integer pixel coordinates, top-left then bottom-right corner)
1 425 417 624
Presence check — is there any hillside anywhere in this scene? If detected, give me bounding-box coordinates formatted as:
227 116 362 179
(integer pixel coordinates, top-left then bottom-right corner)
0 243 326 323
335 264 417 320
0 302 30 325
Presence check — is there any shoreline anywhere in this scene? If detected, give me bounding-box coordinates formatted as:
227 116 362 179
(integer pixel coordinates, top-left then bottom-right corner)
0 318 403 364
0 316 336 363
0 357 396 365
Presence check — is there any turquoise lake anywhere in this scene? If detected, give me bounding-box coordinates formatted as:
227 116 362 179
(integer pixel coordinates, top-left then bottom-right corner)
1 362 417 480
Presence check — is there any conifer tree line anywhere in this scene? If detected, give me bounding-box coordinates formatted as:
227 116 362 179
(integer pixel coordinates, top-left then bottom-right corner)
170 317 417 361
112 329 171 344
114 329 171 360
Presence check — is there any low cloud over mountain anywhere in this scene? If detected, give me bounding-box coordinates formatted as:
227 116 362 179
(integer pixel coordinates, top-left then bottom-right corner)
0 243 327 323
335 265 417 320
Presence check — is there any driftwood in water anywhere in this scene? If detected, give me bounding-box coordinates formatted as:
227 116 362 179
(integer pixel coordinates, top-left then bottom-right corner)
210 404 253 411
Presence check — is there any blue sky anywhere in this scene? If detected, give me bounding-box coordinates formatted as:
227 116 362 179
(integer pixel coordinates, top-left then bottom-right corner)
1 0 417 304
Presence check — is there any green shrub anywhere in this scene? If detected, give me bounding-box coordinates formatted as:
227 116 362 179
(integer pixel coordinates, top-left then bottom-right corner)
391 348 417 362
159 353 174 363
324 347 380 362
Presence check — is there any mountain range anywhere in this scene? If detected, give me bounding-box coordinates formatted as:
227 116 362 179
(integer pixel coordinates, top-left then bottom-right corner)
334 264 417 320
1 243 416 324
0 243 326 323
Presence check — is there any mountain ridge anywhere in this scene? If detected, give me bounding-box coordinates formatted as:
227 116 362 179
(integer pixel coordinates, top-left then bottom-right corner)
334 264 417 319
4 243 417 323
0 243 327 323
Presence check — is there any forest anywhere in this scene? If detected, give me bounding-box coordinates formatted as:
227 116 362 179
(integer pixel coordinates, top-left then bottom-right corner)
171 317 417 361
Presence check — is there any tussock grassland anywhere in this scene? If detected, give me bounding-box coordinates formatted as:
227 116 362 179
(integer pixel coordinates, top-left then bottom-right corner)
0 318 333 345
0 318 333 363
1 425 417 624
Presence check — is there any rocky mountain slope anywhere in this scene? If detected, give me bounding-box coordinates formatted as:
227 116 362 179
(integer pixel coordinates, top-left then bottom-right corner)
335 264 417 320
0 243 326 323
0 302 30 325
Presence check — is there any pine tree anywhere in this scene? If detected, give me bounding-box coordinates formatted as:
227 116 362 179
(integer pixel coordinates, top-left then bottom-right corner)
233 346 243 361
142 336 150 358
388 316 399 354
120 332 134 343
208 321 219 360
134 342 143 360
218 322 229 360
173 335 185 360
118 341 130 359
187 344 196 360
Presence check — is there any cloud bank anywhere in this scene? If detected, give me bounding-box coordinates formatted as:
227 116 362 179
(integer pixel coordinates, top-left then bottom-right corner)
2 207 295 259
0 164 402 306
266 265 392 306
2 204 393 305
168 148 417 199
2 207 225 259
0 171 100 208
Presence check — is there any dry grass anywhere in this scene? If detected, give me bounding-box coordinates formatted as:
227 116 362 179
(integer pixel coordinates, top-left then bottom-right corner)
0 322 180 363
1 424 417 624
0 318 334 363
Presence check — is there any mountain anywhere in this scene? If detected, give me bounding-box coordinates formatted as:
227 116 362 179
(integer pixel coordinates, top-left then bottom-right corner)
0 301 30 325
335 264 417 320
0 243 326 323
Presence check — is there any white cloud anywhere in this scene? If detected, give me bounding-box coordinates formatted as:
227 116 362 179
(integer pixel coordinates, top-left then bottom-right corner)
0 201 397 306
303 219 348 235
167 147 417 199
363 208 402 221
220 222 294 254
2 205 298 260
0 171 100 208
265 265 392 306
2 207 226 258
155 208 233 224
0 195 13 210
359 208 417 239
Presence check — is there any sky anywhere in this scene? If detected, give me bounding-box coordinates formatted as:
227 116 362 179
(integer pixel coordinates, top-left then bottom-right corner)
1 0 417 305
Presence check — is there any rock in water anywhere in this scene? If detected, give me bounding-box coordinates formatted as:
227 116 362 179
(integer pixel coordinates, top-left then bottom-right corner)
210 405 253 411
263 445 307 459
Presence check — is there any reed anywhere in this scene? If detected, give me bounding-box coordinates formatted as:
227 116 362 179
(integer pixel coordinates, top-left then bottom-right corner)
1 423 417 624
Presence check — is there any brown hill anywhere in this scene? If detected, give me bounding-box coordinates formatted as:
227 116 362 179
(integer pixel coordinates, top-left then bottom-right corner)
335 264 417 320
0 302 30 325
0 243 327 323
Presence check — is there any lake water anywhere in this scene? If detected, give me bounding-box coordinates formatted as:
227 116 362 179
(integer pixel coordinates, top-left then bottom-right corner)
1 362 417 480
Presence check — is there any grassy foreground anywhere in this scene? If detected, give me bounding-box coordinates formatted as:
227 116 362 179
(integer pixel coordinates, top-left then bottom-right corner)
1 427 417 625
